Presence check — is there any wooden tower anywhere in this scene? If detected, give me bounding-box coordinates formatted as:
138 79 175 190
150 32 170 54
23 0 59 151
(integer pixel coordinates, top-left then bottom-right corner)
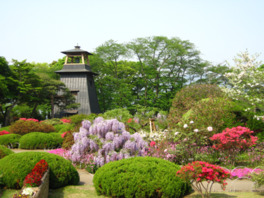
55 45 100 116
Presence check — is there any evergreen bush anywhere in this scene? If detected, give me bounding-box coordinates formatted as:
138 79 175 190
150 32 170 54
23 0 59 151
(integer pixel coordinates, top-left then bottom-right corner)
0 152 79 189
0 134 21 148
93 157 191 198
168 84 224 128
0 145 14 159
19 132 63 149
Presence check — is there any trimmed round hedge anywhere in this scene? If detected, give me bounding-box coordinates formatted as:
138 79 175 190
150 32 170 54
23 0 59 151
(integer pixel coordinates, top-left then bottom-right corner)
19 132 63 149
0 134 21 148
93 157 191 198
0 145 14 159
0 152 79 189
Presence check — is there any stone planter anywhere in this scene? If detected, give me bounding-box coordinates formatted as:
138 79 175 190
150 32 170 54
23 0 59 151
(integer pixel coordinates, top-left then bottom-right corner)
20 169 50 198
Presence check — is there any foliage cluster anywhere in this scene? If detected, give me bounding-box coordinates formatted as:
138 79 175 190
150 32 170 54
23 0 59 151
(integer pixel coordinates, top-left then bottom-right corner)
93 157 191 198
0 152 79 189
0 145 14 159
62 131 74 150
0 134 21 148
19 132 63 149
168 84 224 128
10 119 55 135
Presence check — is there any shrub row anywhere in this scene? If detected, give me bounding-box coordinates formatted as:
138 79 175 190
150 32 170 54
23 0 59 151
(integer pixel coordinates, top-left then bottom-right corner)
0 133 63 149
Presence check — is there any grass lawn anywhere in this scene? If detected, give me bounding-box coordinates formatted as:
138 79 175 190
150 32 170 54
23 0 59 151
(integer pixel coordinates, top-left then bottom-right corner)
2 186 264 198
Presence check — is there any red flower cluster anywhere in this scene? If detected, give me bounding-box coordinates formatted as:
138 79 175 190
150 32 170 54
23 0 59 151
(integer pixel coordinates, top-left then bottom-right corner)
177 161 230 189
210 126 258 151
0 130 10 136
150 141 156 147
23 159 48 187
19 118 39 122
60 118 71 123
61 131 70 138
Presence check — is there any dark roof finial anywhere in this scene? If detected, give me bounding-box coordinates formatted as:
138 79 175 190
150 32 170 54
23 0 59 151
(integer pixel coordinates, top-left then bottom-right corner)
75 44 80 49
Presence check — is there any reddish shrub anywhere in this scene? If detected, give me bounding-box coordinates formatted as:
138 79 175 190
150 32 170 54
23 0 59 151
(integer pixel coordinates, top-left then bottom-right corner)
0 130 10 136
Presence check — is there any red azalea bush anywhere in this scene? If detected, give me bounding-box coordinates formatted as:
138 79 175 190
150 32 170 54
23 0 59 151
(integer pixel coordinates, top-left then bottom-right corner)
210 126 258 165
23 159 48 187
60 118 71 123
0 130 10 136
177 161 230 198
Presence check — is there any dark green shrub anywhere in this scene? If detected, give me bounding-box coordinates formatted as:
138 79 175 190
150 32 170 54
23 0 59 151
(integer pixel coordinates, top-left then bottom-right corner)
19 132 63 149
0 145 14 159
0 152 79 189
93 157 191 198
68 113 98 125
10 120 55 135
0 134 21 148
168 84 224 128
54 123 74 133
180 98 237 134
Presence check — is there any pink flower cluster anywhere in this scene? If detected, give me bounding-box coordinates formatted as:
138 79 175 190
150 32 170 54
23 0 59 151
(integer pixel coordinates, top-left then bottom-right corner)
230 168 263 179
60 119 71 123
19 118 39 122
210 126 258 151
48 148 66 156
0 130 10 136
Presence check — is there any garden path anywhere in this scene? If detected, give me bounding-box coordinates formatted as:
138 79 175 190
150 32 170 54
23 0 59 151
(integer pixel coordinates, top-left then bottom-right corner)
11 149 264 192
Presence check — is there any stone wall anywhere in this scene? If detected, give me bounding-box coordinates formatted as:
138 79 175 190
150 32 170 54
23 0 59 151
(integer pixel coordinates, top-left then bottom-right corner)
33 169 49 198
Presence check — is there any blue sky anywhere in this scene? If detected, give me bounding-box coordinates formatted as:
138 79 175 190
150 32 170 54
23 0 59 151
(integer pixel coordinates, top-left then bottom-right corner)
1 0 263 65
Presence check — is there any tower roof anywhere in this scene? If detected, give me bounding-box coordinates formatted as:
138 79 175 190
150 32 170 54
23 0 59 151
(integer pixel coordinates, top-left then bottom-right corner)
61 45 93 55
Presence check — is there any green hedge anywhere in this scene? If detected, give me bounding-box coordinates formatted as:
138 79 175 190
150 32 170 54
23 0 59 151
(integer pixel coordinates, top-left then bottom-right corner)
0 134 21 148
0 152 79 189
0 145 14 159
93 157 191 198
19 132 63 149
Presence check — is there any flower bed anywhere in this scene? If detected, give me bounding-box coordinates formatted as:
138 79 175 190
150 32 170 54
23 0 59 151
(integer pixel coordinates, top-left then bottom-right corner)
13 159 49 198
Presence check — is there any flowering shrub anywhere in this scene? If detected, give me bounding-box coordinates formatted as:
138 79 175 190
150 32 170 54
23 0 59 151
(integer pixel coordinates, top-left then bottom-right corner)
10 119 55 135
23 159 48 187
177 161 230 198
70 117 148 167
210 126 258 165
147 140 177 163
60 118 71 123
0 130 10 136
20 118 39 122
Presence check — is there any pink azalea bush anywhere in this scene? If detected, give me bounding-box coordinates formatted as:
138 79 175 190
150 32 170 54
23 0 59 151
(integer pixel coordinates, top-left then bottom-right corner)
19 118 39 122
177 161 230 198
210 126 258 165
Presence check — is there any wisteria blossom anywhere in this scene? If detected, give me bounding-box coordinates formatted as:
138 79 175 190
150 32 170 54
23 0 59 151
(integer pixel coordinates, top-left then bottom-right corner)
70 117 148 167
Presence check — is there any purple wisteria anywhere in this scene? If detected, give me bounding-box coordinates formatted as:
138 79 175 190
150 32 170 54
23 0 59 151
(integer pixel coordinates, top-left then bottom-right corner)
70 117 148 166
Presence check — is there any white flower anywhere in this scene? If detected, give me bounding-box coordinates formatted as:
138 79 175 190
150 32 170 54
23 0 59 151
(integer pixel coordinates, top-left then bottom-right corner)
164 149 168 153
190 121 194 124
207 126 213 132
174 132 179 135
183 124 188 128
194 129 199 133
22 188 35 196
